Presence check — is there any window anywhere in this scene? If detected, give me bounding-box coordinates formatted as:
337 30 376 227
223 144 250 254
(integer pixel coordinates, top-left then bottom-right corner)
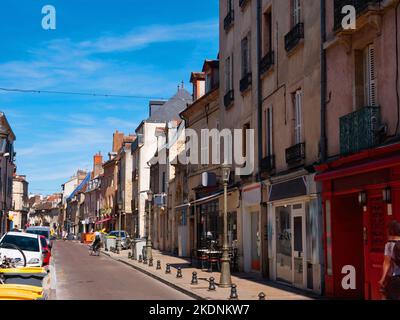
242 123 251 158
241 35 251 77
225 55 233 93
355 44 377 109
264 10 273 55
292 0 301 26
162 172 166 193
265 107 273 157
227 0 233 12
294 90 303 144
205 72 212 93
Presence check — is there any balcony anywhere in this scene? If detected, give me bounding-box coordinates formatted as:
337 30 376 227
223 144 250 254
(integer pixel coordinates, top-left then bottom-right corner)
260 51 274 75
285 143 306 165
334 0 382 31
284 23 304 52
239 0 250 9
340 106 381 155
260 155 275 173
224 90 234 108
224 10 234 31
240 72 252 93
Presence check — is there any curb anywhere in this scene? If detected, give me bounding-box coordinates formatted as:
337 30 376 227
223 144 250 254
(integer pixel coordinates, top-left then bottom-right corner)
101 251 206 301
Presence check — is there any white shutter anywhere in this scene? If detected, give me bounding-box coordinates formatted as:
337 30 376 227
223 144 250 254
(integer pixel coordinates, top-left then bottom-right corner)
201 130 209 165
364 44 377 106
295 90 302 144
293 0 301 25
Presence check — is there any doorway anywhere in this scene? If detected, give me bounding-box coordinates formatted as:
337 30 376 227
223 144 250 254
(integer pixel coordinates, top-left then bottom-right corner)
250 211 261 271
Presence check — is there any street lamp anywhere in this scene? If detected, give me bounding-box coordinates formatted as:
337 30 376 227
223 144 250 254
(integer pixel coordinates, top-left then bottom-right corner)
117 203 122 252
146 190 153 260
219 164 232 288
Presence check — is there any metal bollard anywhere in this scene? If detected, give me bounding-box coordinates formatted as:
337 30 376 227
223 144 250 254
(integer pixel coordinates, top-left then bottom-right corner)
229 284 238 300
138 254 143 263
176 267 183 278
149 258 154 267
191 272 198 285
208 277 216 291
166 264 171 274
128 252 132 259
143 256 148 264
258 292 266 300
156 260 161 270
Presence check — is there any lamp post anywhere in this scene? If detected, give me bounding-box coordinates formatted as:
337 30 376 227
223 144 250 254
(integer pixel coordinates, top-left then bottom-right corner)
117 203 122 252
219 164 232 288
146 190 153 260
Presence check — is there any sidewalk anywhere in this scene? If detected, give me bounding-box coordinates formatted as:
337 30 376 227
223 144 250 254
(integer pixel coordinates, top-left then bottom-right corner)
101 248 319 300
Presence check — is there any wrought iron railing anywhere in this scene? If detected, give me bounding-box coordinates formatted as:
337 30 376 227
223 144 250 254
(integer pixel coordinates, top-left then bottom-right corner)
224 90 234 108
260 51 274 75
340 106 381 155
224 10 234 31
240 72 252 93
260 155 275 173
285 143 306 165
334 0 382 31
284 23 304 52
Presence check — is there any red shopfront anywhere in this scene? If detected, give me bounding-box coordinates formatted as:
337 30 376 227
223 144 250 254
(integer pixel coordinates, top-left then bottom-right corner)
316 143 400 300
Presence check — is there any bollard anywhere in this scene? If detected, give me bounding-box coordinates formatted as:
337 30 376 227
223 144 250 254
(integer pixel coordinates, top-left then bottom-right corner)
229 284 238 300
156 260 161 270
143 256 148 264
208 277 216 291
138 254 143 263
128 252 132 259
258 292 266 300
176 267 183 278
166 264 171 274
191 272 198 285
149 258 154 267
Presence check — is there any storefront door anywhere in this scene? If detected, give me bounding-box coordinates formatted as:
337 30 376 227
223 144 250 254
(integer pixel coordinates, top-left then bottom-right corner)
275 203 306 288
250 212 260 271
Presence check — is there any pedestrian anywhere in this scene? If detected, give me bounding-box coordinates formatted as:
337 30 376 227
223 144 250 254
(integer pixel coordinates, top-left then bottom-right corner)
11 225 20 232
379 220 400 300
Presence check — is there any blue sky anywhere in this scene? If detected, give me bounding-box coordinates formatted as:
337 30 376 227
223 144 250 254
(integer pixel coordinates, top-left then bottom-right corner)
0 0 219 195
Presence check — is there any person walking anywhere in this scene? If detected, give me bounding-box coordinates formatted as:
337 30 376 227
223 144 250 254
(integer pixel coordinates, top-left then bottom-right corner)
379 220 400 300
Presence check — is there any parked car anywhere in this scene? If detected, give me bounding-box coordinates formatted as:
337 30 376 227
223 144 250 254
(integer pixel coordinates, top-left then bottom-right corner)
39 236 51 266
108 231 130 249
0 232 44 267
25 227 52 250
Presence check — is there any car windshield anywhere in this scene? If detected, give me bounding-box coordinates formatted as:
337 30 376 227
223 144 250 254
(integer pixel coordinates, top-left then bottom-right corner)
26 230 49 238
1 234 39 252
110 231 125 237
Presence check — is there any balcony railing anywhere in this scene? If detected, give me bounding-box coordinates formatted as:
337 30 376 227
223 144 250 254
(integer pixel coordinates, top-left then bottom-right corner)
224 90 234 108
260 51 274 75
260 155 275 173
285 143 306 165
240 72 252 93
340 106 381 155
284 23 304 52
239 0 250 9
224 10 234 31
334 0 382 31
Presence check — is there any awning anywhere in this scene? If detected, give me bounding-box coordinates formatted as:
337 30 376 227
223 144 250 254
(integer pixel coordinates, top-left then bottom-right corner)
174 187 238 210
95 217 112 225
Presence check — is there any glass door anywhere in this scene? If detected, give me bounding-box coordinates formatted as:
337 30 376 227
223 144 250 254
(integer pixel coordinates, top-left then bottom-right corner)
292 205 306 288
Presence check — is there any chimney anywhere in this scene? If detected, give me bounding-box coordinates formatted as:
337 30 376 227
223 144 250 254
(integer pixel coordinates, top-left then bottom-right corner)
93 152 103 177
190 72 206 101
112 130 124 153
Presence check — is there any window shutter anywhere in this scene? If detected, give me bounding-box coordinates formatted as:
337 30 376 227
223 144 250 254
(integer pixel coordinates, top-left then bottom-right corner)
201 130 209 165
365 44 377 106
225 56 231 92
295 90 302 144
293 0 301 25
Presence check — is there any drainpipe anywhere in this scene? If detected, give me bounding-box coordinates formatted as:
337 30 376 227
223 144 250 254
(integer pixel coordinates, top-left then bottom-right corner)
256 0 269 278
320 0 327 164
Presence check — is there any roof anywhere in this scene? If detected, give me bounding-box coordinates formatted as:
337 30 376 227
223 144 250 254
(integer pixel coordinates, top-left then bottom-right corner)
5 232 38 239
190 72 205 83
202 60 219 72
26 226 50 231
148 88 192 122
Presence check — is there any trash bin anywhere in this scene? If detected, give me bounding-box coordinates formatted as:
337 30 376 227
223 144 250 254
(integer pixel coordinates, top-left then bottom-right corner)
0 268 48 287
105 236 117 251
131 238 147 260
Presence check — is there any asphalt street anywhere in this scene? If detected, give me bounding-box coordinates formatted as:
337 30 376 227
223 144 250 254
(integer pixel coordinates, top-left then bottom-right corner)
52 240 193 300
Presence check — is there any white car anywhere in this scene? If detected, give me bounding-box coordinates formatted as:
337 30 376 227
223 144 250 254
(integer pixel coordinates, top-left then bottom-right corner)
0 232 44 267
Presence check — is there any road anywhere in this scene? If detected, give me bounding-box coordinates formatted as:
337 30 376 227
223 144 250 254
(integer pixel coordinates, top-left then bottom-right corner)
51 240 193 300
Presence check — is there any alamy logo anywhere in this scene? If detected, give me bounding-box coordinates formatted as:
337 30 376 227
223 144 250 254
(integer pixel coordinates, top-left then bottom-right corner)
341 265 356 290
341 5 356 30
42 5 56 30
